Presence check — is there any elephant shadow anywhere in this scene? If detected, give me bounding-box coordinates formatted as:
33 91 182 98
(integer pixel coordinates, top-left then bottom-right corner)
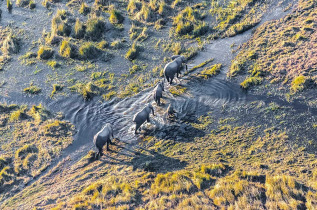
130 146 188 173
89 140 187 173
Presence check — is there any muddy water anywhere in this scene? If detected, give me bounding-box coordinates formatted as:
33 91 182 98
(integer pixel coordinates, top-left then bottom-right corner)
0 0 297 190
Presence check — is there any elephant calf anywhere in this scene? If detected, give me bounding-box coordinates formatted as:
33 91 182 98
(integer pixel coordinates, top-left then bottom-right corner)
93 123 114 159
133 103 155 134
153 81 164 106
164 55 187 84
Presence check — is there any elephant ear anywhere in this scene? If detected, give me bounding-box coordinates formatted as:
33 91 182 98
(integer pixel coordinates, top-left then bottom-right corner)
132 114 137 122
171 55 180 60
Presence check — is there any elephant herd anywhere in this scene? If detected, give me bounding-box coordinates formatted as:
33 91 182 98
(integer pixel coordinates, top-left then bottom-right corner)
93 55 187 159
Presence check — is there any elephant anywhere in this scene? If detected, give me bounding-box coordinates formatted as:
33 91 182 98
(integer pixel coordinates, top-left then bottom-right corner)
93 123 114 159
153 81 164 106
164 55 187 84
133 103 155 134
167 103 177 117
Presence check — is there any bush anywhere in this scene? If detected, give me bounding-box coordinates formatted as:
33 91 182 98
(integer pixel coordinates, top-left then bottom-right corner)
1 34 19 55
23 84 42 94
51 11 71 37
59 40 77 58
136 3 153 22
125 42 139 61
79 2 90 15
240 76 263 89
16 0 29 7
15 144 38 159
73 19 85 39
29 104 50 122
29 0 35 9
69 82 99 100
175 22 193 36
86 18 105 41
193 23 209 37
7 0 12 11
9 106 28 122
129 65 141 74
103 91 116 100
109 9 124 24
79 42 99 59
228 59 246 77
51 84 63 97
199 64 222 79
291 75 306 93
37 46 54 59
97 40 108 49
169 85 187 96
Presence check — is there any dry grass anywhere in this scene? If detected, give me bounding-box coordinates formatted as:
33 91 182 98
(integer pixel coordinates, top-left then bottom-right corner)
229 1 317 95
0 104 74 196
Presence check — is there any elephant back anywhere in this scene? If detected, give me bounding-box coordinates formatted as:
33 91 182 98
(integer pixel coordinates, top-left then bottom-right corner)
164 60 178 71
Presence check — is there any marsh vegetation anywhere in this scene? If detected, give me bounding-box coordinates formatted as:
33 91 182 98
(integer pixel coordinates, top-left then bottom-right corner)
0 0 316 209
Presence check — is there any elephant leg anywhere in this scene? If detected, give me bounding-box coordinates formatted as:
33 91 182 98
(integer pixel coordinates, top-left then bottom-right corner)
99 147 103 157
166 76 170 83
135 124 140 134
158 98 160 106
147 116 150 122
170 77 174 85
106 139 110 151
95 151 100 160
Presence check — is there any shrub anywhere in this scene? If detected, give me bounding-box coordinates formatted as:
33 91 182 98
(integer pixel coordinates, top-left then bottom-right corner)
125 42 139 61
0 166 13 185
73 19 85 39
175 22 193 36
79 42 99 59
29 0 35 9
16 0 29 7
266 175 305 209
129 65 141 74
127 0 140 14
59 40 77 58
79 2 90 15
171 42 182 55
109 9 124 24
136 3 152 22
1 34 19 54
22 153 37 170
24 84 42 94
103 91 116 100
9 106 28 122
110 39 123 49
169 85 187 96
37 46 54 59
97 40 108 49
15 144 38 159
193 22 209 37
291 75 306 93
29 104 50 122
199 64 222 79
51 10 71 36
86 18 105 41
240 76 263 89
42 0 50 9
69 82 99 100
47 60 60 69
228 58 246 77
51 84 63 97
158 0 168 15
7 0 12 11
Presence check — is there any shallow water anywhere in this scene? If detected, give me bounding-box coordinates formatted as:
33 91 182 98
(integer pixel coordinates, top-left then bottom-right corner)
0 0 299 191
